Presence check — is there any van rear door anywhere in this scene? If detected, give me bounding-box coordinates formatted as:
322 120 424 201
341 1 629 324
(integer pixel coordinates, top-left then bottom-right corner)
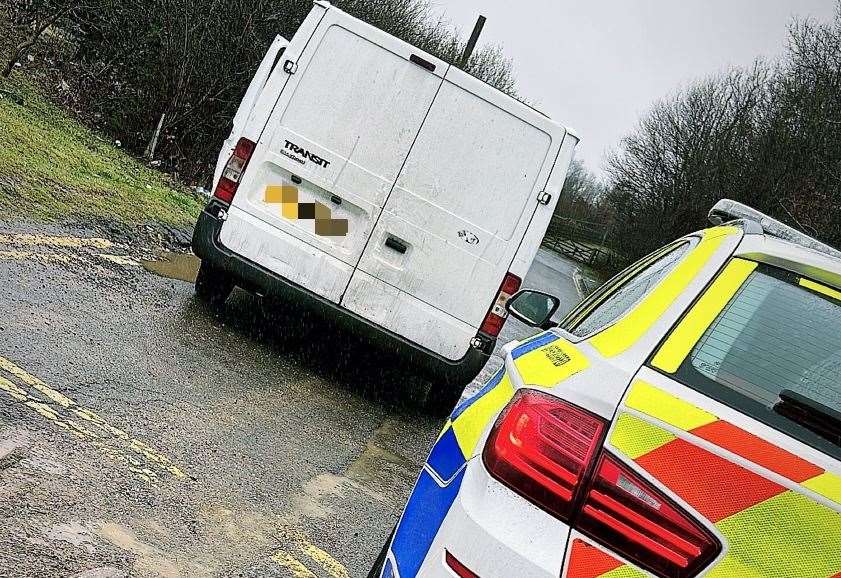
342 67 567 360
220 8 447 302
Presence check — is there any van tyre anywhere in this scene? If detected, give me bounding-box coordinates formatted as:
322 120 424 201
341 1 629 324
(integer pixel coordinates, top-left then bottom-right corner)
195 262 234 309
423 380 465 416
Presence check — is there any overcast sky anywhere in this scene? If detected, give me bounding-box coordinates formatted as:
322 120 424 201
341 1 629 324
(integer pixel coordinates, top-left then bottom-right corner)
430 0 837 177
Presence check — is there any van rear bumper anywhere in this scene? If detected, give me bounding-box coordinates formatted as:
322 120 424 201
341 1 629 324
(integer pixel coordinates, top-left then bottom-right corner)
191 201 491 385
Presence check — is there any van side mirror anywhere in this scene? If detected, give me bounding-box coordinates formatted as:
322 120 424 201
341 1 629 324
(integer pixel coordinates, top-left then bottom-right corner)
506 290 560 329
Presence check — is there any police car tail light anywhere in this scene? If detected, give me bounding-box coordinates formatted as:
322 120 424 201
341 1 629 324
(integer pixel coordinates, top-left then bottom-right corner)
445 552 479 578
578 454 720 578
214 137 256 204
483 390 606 521
479 273 522 337
484 392 720 578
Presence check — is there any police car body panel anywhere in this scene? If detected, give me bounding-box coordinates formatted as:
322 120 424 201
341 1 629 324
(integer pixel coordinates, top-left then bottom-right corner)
376 203 841 578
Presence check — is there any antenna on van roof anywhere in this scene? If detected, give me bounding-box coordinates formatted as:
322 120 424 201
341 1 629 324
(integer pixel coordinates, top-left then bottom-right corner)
460 15 486 68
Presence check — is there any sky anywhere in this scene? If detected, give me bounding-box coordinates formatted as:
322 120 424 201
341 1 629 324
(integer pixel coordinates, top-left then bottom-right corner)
429 0 837 177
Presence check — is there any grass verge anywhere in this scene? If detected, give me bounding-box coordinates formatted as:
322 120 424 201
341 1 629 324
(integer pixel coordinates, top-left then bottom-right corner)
0 71 203 229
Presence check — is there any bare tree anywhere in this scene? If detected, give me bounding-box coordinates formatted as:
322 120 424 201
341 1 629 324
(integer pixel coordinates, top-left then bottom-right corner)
2 0 85 77
604 3 841 271
605 66 769 262
555 159 606 221
8 0 518 183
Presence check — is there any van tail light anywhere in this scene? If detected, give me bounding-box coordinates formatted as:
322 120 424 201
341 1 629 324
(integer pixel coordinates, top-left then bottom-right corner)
214 137 257 203
483 391 721 578
479 272 522 337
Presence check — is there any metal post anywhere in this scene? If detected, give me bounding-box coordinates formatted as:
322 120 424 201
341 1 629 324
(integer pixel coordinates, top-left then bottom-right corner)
460 15 486 68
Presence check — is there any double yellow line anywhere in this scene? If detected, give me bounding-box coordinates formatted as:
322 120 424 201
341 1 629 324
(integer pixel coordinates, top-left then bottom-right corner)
0 355 186 482
271 531 350 578
0 233 139 268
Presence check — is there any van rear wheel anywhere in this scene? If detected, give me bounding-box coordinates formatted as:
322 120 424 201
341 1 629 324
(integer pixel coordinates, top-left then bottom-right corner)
195 262 234 309
423 380 466 416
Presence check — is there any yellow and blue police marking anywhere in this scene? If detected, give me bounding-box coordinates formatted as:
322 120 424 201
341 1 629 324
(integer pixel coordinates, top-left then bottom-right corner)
450 366 506 421
385 332 568 577
385 372 496 577
511 330 560 359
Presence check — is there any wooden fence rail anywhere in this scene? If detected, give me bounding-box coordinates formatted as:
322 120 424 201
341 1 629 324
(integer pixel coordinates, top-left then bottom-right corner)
542 215 616 268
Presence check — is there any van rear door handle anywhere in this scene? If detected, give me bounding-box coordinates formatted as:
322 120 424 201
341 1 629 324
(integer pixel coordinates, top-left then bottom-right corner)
385 236 407 254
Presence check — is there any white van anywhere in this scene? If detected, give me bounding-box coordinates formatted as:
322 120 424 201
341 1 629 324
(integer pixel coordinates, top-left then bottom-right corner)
192 1 579 410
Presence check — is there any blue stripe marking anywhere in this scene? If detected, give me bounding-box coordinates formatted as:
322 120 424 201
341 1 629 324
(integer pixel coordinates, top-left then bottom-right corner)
390 468 466 578
426 426 465 482
450 367 505 421
381 559 394 578
511 331 558 359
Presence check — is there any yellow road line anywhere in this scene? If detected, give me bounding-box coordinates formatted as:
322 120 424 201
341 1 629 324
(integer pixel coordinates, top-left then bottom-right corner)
0 356 73 407
297 539 351 578
0 375 28 401
272 531 351 578
271 552 318 578
0 233 112 249
0 355 186 481
99 254 140 267
0 234 140 270
0 250 71 264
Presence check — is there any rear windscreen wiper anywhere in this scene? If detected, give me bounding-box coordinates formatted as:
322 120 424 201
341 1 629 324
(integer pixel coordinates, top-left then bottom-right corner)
774 389 841 448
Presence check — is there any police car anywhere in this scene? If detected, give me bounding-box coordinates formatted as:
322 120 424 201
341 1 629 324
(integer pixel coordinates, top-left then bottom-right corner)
370 200 841 578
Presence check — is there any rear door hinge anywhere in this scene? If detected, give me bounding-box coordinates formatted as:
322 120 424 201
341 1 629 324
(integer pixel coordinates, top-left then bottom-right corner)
537 191 552 205
283 59 298 75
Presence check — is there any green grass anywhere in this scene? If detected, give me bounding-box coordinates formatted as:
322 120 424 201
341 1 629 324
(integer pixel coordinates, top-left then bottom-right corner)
0 72 203 228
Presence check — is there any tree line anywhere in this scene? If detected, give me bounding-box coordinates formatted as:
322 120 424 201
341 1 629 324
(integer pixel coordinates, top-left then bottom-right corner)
598 4 841 269
4 0 515 184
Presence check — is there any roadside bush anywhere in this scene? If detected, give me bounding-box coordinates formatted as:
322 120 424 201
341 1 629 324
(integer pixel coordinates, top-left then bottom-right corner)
3 0 516 186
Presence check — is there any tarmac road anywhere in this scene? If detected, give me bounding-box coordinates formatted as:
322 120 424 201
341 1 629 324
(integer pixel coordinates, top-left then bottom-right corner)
0 223 586 578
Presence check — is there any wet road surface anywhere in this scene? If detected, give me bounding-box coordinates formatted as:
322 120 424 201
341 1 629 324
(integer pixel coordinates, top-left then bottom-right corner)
0 224 584 578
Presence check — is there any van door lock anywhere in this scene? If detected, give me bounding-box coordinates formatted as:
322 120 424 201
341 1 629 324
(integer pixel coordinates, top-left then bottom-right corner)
283 59 298 74
537 191 552 205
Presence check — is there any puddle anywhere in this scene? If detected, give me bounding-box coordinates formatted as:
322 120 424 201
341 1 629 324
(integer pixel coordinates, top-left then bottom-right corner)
97 523 183 578
0 428 29 469
345 419 414 483
45 522 98 554
345 441 414 484
0 429 29 458
142 252 201 283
